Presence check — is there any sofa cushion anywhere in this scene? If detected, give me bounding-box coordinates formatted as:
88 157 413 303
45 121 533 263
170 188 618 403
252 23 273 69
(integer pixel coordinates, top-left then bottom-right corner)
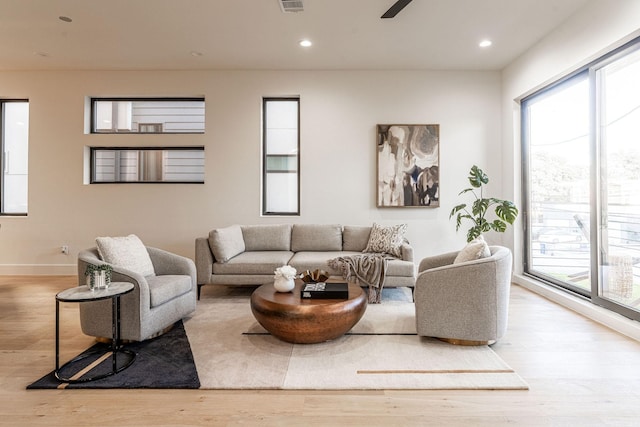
363 223 407 258
146 275 193 308
208 225 245 263
96 234 155 277
454 236 491 264
291 224 343 252
386 258 416 277
241 225 292 251
342 226 372 251
212 251 294 275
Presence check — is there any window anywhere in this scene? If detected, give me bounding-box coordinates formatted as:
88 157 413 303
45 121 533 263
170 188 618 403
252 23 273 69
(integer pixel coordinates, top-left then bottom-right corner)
90 147 204 183
262 98 300 215
91 98 205 133
1 100 29 215
522 38 640 321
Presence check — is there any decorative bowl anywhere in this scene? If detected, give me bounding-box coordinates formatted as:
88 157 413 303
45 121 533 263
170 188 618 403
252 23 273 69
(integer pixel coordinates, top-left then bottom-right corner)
300 269 330 283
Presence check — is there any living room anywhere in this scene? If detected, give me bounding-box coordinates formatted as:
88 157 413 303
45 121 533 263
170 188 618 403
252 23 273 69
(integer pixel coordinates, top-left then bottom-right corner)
2 0 640 424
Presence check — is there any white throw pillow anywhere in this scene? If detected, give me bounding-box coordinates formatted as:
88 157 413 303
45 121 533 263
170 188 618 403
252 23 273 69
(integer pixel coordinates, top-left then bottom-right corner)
208 224 246 263
96 234 155 276
454 235 491 264
363 223 407 258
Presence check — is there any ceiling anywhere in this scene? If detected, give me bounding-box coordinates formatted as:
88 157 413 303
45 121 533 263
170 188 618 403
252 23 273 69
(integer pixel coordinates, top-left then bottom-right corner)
0 0 590 71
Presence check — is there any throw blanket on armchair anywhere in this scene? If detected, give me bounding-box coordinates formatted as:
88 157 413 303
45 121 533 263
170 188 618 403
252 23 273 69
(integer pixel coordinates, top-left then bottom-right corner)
328 253 390 303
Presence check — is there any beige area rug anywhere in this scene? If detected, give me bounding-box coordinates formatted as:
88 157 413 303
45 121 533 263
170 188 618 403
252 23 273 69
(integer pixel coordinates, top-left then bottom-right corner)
185 287 528 390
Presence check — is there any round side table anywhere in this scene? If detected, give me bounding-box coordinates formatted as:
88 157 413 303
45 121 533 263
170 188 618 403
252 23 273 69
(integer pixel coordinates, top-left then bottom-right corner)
55 282 136 383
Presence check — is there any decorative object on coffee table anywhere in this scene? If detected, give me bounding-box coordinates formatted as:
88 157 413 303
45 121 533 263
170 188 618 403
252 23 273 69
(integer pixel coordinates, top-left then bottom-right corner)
300 282 349 299
299 269 329 283
273 265 297 292
250 280 366 344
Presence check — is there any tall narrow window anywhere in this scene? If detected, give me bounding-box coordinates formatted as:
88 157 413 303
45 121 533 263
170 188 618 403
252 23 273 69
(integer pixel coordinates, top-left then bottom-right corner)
523 74 591 296
1 100 29 215
595 46 640 312
262 98 300 215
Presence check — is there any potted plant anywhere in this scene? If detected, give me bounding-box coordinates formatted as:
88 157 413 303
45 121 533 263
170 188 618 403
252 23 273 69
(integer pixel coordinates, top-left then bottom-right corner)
450 165 519 242
84 263 113 289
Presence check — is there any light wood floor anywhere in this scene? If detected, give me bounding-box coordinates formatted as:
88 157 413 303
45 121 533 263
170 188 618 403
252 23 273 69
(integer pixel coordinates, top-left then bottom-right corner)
2 276 640 426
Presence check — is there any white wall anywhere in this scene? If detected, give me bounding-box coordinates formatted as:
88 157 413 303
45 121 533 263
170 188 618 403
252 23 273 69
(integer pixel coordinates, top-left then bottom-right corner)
0 69 501 274
501 0 640 275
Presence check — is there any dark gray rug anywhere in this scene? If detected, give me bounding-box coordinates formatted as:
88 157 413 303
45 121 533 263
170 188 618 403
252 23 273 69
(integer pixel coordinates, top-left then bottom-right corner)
27 320 200 389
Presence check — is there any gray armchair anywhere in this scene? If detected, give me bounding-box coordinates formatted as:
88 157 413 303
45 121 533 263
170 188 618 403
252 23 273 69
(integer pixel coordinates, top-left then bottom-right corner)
77 246 197 341
414 246 513 345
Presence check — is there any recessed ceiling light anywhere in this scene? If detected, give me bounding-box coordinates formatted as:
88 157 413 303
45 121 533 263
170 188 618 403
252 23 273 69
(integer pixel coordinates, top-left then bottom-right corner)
479 39 493 48
59 16 72 23
299 39 312 47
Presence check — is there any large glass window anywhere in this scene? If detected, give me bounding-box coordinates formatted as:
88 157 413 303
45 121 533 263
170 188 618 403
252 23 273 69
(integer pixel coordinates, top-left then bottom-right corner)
523 74 591 295
1 100 29 215
523 39 640 320
595 47 640 311
91 98 205 133
262 98 300 215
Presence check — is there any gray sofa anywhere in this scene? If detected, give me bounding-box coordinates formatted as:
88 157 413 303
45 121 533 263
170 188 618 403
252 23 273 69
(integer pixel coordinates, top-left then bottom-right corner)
195 224 416 299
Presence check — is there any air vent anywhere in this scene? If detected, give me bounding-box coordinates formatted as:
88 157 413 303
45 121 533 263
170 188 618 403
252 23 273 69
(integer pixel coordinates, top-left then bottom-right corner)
279 0 304 13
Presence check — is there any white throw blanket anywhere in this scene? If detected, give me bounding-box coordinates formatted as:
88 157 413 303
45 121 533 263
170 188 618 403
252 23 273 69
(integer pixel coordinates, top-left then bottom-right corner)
328 253 390 303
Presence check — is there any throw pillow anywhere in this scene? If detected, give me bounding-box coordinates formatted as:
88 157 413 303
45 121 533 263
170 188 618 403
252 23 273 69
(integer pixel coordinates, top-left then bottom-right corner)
96 234 155 276
363 223 407 258
453 235 491 264
208 224 246 263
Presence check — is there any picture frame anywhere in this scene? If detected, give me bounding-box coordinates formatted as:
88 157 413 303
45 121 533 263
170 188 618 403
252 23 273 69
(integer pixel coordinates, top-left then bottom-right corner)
376 124 440 207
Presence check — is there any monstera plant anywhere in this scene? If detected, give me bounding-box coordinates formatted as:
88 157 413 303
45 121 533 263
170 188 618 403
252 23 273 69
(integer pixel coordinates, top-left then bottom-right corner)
450 165 519 242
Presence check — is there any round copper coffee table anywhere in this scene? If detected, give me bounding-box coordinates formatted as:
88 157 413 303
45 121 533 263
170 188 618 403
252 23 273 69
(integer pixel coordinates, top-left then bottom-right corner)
250 280 367 344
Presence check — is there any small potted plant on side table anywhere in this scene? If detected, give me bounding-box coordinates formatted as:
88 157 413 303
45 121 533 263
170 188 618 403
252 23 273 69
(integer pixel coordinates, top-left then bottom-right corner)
84 264 113 290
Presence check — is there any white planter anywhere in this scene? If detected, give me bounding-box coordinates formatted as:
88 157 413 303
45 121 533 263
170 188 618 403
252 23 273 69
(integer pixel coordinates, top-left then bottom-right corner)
87 270 109 290
274 276 295 293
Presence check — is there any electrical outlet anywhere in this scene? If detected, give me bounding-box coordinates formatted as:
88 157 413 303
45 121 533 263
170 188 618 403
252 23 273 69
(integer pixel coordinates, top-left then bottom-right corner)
61 245 69 255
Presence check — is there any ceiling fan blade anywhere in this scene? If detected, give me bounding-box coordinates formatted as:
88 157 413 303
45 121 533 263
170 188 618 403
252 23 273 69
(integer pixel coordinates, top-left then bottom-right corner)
381 0 413 19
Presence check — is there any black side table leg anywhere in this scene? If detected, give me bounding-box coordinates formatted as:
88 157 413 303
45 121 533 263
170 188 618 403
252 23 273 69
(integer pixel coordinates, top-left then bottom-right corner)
55 299 60 373
111 295 118 371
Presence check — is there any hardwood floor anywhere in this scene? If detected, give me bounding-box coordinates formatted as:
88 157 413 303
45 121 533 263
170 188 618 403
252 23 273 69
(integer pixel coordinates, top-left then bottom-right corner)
2 276 640 426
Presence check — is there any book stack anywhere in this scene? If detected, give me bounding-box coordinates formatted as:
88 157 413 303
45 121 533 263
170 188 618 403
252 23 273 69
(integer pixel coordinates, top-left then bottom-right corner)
300 282 348 299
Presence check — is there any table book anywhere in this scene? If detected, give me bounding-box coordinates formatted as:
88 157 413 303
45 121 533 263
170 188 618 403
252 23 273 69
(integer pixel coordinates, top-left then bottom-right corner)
300 282 348 299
